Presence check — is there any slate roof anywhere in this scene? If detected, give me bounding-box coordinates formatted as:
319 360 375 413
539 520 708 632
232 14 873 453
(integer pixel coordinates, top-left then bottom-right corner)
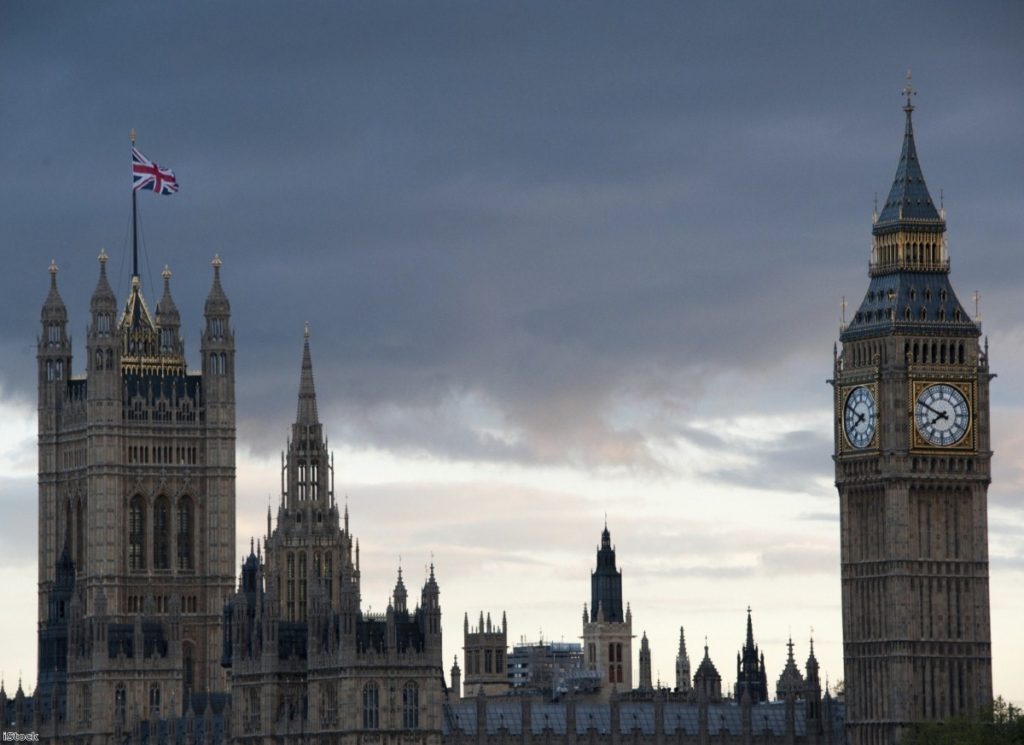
841 271 978 342
875 105 942 232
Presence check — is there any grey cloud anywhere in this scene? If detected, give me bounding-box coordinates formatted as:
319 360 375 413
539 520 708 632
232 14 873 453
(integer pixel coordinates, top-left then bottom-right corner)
2 2 1023 469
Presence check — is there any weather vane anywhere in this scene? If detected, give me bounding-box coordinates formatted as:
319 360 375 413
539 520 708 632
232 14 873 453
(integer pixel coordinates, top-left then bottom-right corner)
902 70 916 110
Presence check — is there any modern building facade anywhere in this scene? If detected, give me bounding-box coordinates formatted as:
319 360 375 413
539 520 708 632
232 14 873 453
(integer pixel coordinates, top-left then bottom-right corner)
834 86 994 743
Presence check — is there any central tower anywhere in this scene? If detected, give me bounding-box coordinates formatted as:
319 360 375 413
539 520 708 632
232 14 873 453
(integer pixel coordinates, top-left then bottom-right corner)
833 84 993 744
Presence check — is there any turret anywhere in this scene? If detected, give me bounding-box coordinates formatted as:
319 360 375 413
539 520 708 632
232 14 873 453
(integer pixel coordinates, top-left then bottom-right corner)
38 260 71 416
282 325 333 513
201 254 234 421
675 626 692 694
155 265 184 360
450 656 462 700
86 250 119 404
392 566 408 614
420 563 441 643
638 632 652 691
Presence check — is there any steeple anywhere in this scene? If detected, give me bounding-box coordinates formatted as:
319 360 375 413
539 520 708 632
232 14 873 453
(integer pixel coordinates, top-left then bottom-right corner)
155 266 184 357
874 73 942 230
842 79 977 343
734 606 768 703
775 635 806 701
297 322 319 425
90 250 116 315
392 565 408 614
590 523 623 623
282 326 332 510
638 632 652 691
675 626 692 694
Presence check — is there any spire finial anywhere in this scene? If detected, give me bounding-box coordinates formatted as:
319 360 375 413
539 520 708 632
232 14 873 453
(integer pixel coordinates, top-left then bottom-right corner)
902 70 916 112
162 265 172 281
130 128 137 144
304 321 310 340
212 253 222 270
48 259 58 285
98 249 108 265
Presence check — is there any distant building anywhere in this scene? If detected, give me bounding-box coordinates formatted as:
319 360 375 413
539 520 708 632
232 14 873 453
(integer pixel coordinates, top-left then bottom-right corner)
463 611 509 696
581 525 633 698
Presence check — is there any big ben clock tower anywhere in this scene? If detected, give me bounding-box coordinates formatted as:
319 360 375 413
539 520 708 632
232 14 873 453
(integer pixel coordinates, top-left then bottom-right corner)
833 79 994 744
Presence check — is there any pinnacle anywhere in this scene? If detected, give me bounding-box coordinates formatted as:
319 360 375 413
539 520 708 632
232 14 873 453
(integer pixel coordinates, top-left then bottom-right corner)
296 326 319 426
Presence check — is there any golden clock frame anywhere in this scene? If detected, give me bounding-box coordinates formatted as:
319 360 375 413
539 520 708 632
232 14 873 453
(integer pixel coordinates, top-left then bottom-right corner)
908 379 976 451
837 382 879 453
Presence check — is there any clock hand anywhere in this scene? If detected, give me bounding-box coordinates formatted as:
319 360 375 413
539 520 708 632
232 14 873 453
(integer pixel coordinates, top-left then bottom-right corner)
919 401 945 417
930 411 949 425
854 412 866 425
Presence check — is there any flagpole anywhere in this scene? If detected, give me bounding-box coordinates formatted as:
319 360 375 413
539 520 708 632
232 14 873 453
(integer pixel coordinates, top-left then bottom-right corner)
130 128 139 279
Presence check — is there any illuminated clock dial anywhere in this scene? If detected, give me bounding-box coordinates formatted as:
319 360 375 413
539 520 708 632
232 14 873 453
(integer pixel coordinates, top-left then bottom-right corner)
915 383 970 446
843 386 877 449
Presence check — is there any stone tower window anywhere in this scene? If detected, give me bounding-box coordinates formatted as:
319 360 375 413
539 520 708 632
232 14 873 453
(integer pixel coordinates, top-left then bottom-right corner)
153 496 171 570
177 497 194 570
129 496 146 571
362 682 380 730
402 682 419 729
149 684 160 718
183 641 195 697
114 684 126 729
75 498 85 571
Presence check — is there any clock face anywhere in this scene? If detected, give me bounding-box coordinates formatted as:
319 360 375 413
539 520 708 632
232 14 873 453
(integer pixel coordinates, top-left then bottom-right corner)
915 384 970 446
843 386 877 449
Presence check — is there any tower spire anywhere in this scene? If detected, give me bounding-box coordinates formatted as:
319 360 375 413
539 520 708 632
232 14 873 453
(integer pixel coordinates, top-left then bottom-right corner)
875 73 940 229
297 322 319 425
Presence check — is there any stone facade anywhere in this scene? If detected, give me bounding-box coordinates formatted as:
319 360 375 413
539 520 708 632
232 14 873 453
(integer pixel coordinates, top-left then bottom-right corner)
34 252 236 742
581 527 633 699
463 611 510 696
834 90 994 743
221 331 445 745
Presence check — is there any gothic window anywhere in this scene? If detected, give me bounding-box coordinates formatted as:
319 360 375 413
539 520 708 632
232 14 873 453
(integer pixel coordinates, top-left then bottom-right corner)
95 349 104 371
314 552 321 578
75 498 85 571
183 641 195 696
129 496 146 570
324 553 333 601
177 497 194 570
244 688 260 733
98 314 111 335
402 682 419 729
485 649 492 673
153 496 170 569
149 684 160 718
79 684 92 727
362 682 380 729
496 649 504 674
48 324 60 345
114 683 126 729
287 553 295 620
321 682 338 727
299 552 307 620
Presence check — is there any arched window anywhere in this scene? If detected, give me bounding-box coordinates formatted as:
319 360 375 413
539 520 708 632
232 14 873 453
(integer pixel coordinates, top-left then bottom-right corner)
129 496 146 570
177 497 194 570
362 682 379 730
402 681 419 729
153 496 170 570
114 683 126 729
149 684 161 717
298 552 307 620
183 641 195 697
75 498 85 571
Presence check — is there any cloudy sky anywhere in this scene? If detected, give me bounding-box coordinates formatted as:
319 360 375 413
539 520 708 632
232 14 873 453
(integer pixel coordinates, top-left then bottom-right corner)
2 1 1022 703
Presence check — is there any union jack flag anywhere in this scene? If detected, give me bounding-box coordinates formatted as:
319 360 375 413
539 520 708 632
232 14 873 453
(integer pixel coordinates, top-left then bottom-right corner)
132 146 178 194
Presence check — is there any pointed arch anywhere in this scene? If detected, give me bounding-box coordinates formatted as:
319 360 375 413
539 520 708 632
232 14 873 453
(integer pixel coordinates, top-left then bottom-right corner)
177 496 194 570
129 495 146 570
153 495 170 570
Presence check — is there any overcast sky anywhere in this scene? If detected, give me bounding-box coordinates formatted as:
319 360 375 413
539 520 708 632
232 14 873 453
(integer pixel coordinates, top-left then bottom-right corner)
1 1 1022 704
